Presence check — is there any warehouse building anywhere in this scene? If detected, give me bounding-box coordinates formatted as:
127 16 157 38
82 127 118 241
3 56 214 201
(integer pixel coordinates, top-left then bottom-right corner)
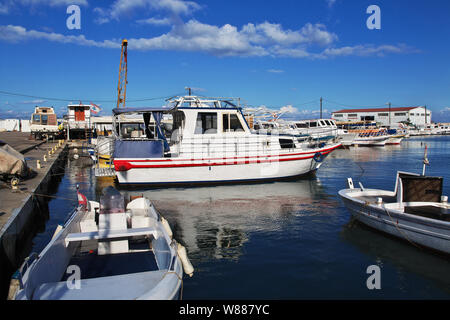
331 106 431 127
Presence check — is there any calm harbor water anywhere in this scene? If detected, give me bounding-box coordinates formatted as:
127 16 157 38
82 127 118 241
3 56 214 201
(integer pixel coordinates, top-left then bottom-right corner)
30 136 450 299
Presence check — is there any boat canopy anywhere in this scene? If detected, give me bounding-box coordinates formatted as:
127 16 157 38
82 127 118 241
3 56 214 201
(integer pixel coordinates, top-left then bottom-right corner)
112 106 175 115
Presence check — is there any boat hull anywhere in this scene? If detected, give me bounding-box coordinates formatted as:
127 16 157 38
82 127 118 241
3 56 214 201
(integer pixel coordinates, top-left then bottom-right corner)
114 144 341 185
386 135 404 145
352 136 388 146
339 190 450 254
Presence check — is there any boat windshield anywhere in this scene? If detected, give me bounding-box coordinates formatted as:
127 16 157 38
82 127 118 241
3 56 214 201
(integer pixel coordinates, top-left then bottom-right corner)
32 114 40 124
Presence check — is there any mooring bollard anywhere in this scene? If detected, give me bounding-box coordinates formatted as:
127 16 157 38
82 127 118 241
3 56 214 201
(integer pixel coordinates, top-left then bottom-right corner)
43 155 47 162
37 159 41 169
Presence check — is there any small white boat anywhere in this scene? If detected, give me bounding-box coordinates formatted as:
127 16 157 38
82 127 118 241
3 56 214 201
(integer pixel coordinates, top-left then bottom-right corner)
13 187 194 300
385 129 405 145
351 129 390 146
339 150 450 254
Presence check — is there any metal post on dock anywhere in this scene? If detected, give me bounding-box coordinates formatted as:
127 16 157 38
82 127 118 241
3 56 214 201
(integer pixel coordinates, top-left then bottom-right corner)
320 97 323 119
388 102 391 128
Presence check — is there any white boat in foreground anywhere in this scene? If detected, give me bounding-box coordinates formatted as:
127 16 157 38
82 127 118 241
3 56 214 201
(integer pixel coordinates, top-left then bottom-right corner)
13 187 193 300
339 153 450 254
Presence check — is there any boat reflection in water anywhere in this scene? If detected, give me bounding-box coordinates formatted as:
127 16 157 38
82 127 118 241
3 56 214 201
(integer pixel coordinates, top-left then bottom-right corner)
93 175 332 263
340 218 450 296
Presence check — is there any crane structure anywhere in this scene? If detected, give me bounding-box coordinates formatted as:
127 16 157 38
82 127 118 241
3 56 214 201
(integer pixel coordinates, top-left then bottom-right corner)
116 39 128 109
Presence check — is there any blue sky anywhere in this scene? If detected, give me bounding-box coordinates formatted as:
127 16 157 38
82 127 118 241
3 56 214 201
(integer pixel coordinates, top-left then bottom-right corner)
0 0 449 121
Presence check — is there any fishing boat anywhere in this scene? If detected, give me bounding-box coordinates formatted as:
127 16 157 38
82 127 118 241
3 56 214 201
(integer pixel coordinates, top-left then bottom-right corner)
111 95 341 185
385 129 406 145
13 187 194 300
339 148 450 254
351 129 390 146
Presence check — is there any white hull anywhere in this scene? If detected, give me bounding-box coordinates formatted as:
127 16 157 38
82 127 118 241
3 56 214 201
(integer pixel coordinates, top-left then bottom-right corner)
339 190 450 254
114 144 340 185
386 136 403 145
352 136 388 146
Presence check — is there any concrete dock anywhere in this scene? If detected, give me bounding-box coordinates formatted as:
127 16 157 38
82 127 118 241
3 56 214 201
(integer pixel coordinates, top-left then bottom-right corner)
0 132 68 299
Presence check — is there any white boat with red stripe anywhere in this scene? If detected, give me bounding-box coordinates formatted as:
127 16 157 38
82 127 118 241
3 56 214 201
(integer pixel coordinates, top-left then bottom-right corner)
111 95 341 185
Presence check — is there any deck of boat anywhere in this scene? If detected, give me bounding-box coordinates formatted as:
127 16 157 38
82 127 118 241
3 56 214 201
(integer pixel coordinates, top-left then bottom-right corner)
61 249 159 281
354 195 397 204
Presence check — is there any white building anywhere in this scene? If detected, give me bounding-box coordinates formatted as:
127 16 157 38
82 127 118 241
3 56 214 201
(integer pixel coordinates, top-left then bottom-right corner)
331 106 431 127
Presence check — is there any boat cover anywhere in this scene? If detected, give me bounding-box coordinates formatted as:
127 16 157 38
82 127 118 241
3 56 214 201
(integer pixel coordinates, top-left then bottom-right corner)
112 106 174 115
0 140 28 177
112 140 164 159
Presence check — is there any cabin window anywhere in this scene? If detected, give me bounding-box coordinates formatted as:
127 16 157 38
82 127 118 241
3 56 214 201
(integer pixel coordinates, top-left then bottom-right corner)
394 113 406 116
32 114 40 124
347 114 357 118
309 121 317 127
222 113 244 132
333 114 343 118
41 115 48 125
279 138 295 149
378 113 388 117
296 123 308 128
195 112 217 134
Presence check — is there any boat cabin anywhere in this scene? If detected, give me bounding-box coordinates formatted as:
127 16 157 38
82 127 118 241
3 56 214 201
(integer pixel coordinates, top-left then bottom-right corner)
293 119 337 130
30 106 59 139
67 104 92 140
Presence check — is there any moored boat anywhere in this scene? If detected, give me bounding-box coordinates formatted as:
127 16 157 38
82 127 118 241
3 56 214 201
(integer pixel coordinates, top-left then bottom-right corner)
111 95 341 185
13 187 193 300
339 150 450 254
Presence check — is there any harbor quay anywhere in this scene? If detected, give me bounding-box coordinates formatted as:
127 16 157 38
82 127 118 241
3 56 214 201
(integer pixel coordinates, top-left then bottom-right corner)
0 132 68 299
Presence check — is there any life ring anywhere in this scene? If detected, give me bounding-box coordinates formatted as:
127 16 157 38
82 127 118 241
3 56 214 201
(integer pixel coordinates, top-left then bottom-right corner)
313 152 324 163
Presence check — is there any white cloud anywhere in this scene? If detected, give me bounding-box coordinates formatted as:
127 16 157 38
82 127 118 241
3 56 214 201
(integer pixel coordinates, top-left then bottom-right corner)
326 0 337 8
317 43 418 58
267 69 284 73
0 20 417 60
0 0 88 14
19 99 47 104
0 25 120 48
242 22 337 47
94 0 200 24
136 17 171 26
280 105 296 113
128 20 267 57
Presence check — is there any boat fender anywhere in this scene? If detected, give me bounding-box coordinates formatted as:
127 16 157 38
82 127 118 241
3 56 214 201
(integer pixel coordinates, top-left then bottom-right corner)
177 243 194 277
161 217 173 239
313 152 324 163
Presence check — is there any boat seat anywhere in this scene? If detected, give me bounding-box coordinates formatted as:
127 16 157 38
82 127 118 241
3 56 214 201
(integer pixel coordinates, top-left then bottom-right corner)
64 227 159 247
32 270 167 300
